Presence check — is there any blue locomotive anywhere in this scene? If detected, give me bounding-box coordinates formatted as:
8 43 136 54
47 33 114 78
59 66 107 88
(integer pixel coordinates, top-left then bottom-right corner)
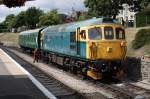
19 17 127 79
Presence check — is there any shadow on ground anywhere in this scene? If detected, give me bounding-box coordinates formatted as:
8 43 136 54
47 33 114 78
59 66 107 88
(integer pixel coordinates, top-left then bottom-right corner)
0 75 48 99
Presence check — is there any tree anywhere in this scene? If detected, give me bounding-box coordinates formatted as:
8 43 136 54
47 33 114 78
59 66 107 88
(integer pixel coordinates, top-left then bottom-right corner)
3 14 16 31
76 11 91 21
26 7 43 29
84 0 150 18
38 9 60 26
0 23 8 32
14 11 26 28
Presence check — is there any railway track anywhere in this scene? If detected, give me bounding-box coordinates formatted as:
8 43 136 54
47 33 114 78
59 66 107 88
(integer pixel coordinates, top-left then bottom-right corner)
94 82 134 99
3 46 150 99
1 47 84 99
112 83 150 98
90 81 150 99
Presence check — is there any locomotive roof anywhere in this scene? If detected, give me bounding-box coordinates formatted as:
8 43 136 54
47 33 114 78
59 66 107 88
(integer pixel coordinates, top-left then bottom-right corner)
20 17 119 35
42 17 119 33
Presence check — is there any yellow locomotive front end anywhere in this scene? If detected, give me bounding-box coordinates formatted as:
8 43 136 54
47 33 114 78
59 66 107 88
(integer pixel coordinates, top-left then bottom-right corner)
79 23 127 80
86 24 127 60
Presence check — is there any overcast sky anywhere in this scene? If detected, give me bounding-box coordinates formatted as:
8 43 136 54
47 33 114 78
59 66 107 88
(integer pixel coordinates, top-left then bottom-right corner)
0 0 86 22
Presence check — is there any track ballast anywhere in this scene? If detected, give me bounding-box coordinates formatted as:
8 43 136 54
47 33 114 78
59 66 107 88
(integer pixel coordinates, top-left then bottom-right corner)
2 47 84 99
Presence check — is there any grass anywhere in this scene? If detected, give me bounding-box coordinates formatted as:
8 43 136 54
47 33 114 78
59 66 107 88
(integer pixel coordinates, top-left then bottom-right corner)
126 26 150 56
0 32 19 43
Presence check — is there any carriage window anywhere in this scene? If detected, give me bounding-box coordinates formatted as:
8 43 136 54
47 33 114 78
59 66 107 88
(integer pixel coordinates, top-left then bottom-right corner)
116 28 125 39
104 27 114 39
88 27 102 40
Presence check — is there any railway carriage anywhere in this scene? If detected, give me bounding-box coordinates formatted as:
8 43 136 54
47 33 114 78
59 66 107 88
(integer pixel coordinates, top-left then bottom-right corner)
19 17 127 80
18 28 43 50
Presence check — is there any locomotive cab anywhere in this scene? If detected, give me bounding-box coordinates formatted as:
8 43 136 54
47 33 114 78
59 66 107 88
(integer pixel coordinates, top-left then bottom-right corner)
77 24 127 60
88 25 126 60
77 24 127 79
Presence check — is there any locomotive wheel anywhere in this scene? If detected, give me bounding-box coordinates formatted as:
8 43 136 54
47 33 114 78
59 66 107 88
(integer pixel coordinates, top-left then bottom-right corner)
70 66 77 74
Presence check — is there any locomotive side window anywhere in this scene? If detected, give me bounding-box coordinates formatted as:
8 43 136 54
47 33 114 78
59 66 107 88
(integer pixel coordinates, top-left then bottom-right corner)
70 32 76 50
70 32 76 42
116 28 125 39
104 27 114 39
88 27 102 40
80 30 86 40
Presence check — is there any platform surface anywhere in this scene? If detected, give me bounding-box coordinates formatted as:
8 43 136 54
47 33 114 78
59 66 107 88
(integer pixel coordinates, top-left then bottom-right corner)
0 49 48 99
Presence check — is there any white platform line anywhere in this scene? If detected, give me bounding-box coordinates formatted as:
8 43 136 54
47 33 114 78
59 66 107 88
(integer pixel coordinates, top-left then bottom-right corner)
1 49 57 99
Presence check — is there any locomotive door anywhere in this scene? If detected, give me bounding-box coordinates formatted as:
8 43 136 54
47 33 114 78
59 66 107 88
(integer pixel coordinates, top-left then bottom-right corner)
77 27 80 55
70 31 76 51
76 27 87 57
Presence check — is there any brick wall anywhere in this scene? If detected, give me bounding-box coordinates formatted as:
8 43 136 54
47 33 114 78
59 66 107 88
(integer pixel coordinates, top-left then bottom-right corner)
124 56 150 81
124 57 142 81
141 56 150 81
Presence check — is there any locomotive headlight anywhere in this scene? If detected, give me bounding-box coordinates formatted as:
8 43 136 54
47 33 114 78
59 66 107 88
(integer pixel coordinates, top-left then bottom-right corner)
107 47 112 53
120 41 126 47
101 63 108 72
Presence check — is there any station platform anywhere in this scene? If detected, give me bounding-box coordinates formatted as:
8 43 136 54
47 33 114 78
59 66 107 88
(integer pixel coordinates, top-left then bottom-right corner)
0 48 51 99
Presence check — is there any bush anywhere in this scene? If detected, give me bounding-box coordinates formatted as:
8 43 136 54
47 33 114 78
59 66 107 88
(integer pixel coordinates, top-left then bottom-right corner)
146 28 150 44
132 29 150 49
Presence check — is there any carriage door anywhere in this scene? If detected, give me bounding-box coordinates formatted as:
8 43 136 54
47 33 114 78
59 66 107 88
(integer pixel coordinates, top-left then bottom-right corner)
38 29 44 49
76 27 87 57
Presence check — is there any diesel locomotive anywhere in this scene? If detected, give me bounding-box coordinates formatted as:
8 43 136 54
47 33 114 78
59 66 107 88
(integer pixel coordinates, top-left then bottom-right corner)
19 17 127 80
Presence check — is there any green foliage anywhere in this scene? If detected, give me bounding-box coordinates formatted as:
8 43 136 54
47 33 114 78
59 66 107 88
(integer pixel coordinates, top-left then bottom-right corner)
0 7 44 31
26 7 43 29
38 9 60 26
0 23 8 32
84 0 150 18
13 11 26 28
76 12 91 21
132 29 150 49
3 14 16 31
84 0 120 18
78 15 86 21
146 28 150 44
1 7 61 31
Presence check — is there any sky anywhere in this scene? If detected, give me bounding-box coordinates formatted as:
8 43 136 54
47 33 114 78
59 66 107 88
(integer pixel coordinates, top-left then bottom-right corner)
0 0 86 22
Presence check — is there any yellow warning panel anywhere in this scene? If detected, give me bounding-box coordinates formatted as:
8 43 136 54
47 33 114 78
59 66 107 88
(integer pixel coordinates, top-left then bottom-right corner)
87 70 102 80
